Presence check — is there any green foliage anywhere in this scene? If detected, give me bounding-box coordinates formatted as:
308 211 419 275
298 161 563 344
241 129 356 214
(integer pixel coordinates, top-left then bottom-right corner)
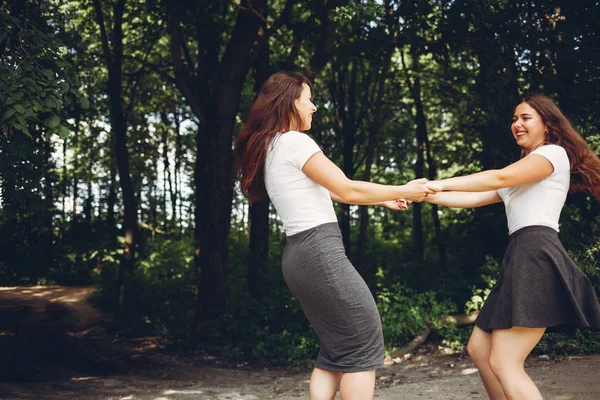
92 236 196 336
2 0 600 367
0 10 85 139
377 283 457 352
537 330 600 356
465 256 498 313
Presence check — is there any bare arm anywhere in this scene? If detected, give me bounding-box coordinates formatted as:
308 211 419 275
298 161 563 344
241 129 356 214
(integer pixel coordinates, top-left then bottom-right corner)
330 191 409 209
428 154 554 192
422 190 502 208
303 152 435 202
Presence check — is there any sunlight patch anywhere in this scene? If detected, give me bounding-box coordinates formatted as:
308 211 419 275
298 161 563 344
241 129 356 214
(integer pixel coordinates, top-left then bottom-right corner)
163 389 204 395
461 368 479 375
71 376 97 381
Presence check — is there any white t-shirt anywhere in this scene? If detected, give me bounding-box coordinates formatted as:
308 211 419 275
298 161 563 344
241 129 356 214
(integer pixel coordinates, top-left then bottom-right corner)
264 131 338 236
497 144 570 235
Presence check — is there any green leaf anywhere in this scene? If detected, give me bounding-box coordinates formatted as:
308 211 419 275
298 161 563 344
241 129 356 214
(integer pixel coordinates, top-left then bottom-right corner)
43 95 59 109
14 123 31 138
14 104 25 113
21 77 36 88
1 109 16 122
31 99 42 111
78 96 90 110
16 115 27 127
56 124 69 138
44 114 60 129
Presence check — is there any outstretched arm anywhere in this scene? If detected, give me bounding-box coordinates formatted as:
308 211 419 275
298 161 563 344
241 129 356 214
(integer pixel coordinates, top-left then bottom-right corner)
422 190 502 208
330 192 410 209
427 154 554 192
302 152 436 203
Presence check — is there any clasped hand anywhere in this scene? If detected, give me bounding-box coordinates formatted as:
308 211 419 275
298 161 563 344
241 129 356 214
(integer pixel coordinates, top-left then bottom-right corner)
383 178 443 210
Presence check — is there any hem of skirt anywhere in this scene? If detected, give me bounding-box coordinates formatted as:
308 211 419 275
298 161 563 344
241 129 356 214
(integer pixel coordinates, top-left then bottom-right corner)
314 361 384 373
475 321 600 334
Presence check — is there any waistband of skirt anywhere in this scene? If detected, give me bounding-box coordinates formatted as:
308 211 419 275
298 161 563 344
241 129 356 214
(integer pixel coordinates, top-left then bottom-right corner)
286 221 340 243
509 225 559 241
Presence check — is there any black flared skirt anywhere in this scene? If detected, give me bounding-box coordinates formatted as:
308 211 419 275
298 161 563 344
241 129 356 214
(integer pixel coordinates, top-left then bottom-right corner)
475 225 600 333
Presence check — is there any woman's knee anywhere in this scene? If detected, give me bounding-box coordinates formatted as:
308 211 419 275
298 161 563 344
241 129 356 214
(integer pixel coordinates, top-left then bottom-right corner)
467 335 489 365
488 352 520 381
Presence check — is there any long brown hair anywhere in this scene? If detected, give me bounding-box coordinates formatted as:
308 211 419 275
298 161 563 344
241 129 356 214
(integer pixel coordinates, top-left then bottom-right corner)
522 94 600 200
234 72 312 201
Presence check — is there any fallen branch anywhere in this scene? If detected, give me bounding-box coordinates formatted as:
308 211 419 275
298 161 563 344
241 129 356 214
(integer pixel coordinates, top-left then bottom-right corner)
444 311 479 327
390 326 431 359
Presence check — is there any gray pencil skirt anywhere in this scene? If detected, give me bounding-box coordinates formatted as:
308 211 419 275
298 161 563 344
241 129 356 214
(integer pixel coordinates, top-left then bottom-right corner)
282 222 384 372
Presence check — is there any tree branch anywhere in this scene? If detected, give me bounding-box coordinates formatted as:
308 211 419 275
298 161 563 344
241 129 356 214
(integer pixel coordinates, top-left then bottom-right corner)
168 11 205 122
304 0 348 79
92 0 112 67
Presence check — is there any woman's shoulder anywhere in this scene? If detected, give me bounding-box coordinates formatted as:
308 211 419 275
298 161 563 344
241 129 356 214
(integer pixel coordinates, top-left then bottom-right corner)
532 143 568 159
280 130 308 140
539 143 566 152
531 144 570 171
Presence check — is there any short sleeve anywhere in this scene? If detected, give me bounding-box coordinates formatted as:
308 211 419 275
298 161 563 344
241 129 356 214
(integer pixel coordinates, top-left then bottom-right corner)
530 144 569 173
496 187 509 200
284 131 322 169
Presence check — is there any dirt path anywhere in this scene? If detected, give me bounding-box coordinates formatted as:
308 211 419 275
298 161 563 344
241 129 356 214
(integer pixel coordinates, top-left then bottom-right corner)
0 286 599 400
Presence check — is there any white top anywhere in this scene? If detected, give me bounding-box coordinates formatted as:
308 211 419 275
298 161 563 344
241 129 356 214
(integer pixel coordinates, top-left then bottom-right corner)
497 144 570 235
264 131 338 236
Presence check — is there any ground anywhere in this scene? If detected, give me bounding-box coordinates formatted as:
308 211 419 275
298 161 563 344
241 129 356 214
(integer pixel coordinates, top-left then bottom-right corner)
0 286 599 400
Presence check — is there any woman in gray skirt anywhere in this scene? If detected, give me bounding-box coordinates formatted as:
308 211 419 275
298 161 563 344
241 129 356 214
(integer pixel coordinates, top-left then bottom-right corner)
234 71 435 400
424 94 600 400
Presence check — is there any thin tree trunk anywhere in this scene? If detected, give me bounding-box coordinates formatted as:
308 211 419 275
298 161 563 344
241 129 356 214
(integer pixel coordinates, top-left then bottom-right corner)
357 48 393 274
72 118 80 218
159 113 176 231
93 0 138 313
247 44 273 295
174 112 182 234
424 132 447 264
403 49 425 261
61 138 67 242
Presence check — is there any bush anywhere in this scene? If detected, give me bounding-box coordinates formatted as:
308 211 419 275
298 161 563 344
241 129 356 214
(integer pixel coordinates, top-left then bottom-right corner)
377 283 457 353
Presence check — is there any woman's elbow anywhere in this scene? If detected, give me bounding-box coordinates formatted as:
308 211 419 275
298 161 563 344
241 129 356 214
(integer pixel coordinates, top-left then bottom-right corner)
493 170 509 190
336 183 359 203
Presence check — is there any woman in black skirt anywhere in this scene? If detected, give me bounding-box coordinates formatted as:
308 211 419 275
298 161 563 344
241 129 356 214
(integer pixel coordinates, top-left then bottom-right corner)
424 94 600 399
234 72 435 400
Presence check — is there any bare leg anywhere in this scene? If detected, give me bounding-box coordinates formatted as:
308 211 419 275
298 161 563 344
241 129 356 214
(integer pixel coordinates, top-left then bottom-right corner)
489 326 546 400
309 367 342 400
339 370 376 400
467 326 508 400
467 326 506 400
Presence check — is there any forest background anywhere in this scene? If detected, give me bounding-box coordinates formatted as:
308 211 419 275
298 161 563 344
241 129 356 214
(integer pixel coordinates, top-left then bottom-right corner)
1 0 599 368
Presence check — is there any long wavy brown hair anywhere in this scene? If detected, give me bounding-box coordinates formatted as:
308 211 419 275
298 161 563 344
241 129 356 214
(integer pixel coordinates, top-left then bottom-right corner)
521 94 600 200
234 72 312 201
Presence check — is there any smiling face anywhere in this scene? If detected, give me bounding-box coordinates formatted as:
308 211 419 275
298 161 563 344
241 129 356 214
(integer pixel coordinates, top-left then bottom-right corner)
294 83 317 131
511 102 548 154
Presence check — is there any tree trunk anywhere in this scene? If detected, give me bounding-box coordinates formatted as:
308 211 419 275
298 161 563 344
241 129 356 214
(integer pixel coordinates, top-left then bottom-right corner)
93 0 138 313
248 198 269 294
411 71 425 261
61 137 67 241
194 0 268 329
247 46 273 295
424 132 447 264
71 118 80 218
174 112 182 234
357 48 393 274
